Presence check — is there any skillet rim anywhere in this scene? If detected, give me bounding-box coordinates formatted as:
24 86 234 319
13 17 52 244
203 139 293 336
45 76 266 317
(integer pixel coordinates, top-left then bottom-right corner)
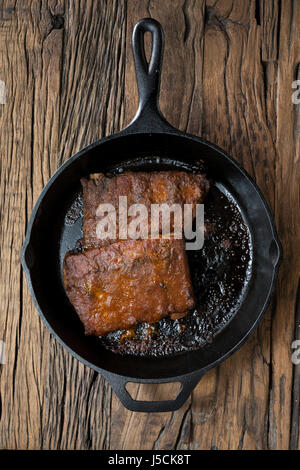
21 127 282 383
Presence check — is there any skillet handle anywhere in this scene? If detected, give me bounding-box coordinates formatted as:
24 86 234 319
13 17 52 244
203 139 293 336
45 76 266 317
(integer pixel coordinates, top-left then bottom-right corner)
102 371 204 413
123 18 176 134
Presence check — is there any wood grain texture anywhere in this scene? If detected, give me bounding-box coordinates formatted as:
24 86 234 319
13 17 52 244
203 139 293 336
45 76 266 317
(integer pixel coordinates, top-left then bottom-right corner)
0 0 299 450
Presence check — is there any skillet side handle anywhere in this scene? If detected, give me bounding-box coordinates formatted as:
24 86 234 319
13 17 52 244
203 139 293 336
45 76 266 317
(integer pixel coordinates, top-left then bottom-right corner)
102 371 204 413
123 18 176 134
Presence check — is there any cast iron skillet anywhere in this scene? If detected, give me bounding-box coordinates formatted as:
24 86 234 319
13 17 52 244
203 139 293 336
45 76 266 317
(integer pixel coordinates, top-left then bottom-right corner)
21 18 282 412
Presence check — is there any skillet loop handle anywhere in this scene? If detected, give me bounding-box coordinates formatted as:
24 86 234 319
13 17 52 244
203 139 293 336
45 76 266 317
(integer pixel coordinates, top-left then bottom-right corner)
133 18 163 111
103 371 203 413
125 18 176 134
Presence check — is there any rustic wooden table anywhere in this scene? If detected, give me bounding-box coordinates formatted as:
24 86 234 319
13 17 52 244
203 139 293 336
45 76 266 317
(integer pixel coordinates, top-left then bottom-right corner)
0 0 299 450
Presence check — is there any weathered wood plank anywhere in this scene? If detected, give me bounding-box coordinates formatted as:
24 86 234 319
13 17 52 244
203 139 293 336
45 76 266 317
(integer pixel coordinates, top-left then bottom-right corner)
269 0 300 450
260 0 280 62
290 278 300 449
59 0 126 163
42 0 127 450
0 0 64 449
0 0 127 450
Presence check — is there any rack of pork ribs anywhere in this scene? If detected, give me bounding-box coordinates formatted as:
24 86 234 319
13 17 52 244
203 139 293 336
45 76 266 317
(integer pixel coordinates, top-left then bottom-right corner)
63 171 210 337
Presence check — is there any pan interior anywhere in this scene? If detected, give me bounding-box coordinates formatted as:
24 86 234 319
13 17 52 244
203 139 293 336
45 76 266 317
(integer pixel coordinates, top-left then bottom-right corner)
59 156 253 358
26 133 277 379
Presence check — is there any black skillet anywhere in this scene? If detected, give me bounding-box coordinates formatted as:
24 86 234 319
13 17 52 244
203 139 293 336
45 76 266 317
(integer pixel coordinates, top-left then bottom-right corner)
21 18 282 412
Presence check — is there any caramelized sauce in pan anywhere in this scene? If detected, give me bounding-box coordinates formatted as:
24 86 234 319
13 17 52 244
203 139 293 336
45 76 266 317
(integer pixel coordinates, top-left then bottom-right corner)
100 183 252 357
62 157 252 358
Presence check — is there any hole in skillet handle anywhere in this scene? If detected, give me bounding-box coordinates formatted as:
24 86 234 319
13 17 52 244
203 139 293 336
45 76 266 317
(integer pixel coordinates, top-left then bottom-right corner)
102 370 204 413
126 381 182 401
124 18 177 135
